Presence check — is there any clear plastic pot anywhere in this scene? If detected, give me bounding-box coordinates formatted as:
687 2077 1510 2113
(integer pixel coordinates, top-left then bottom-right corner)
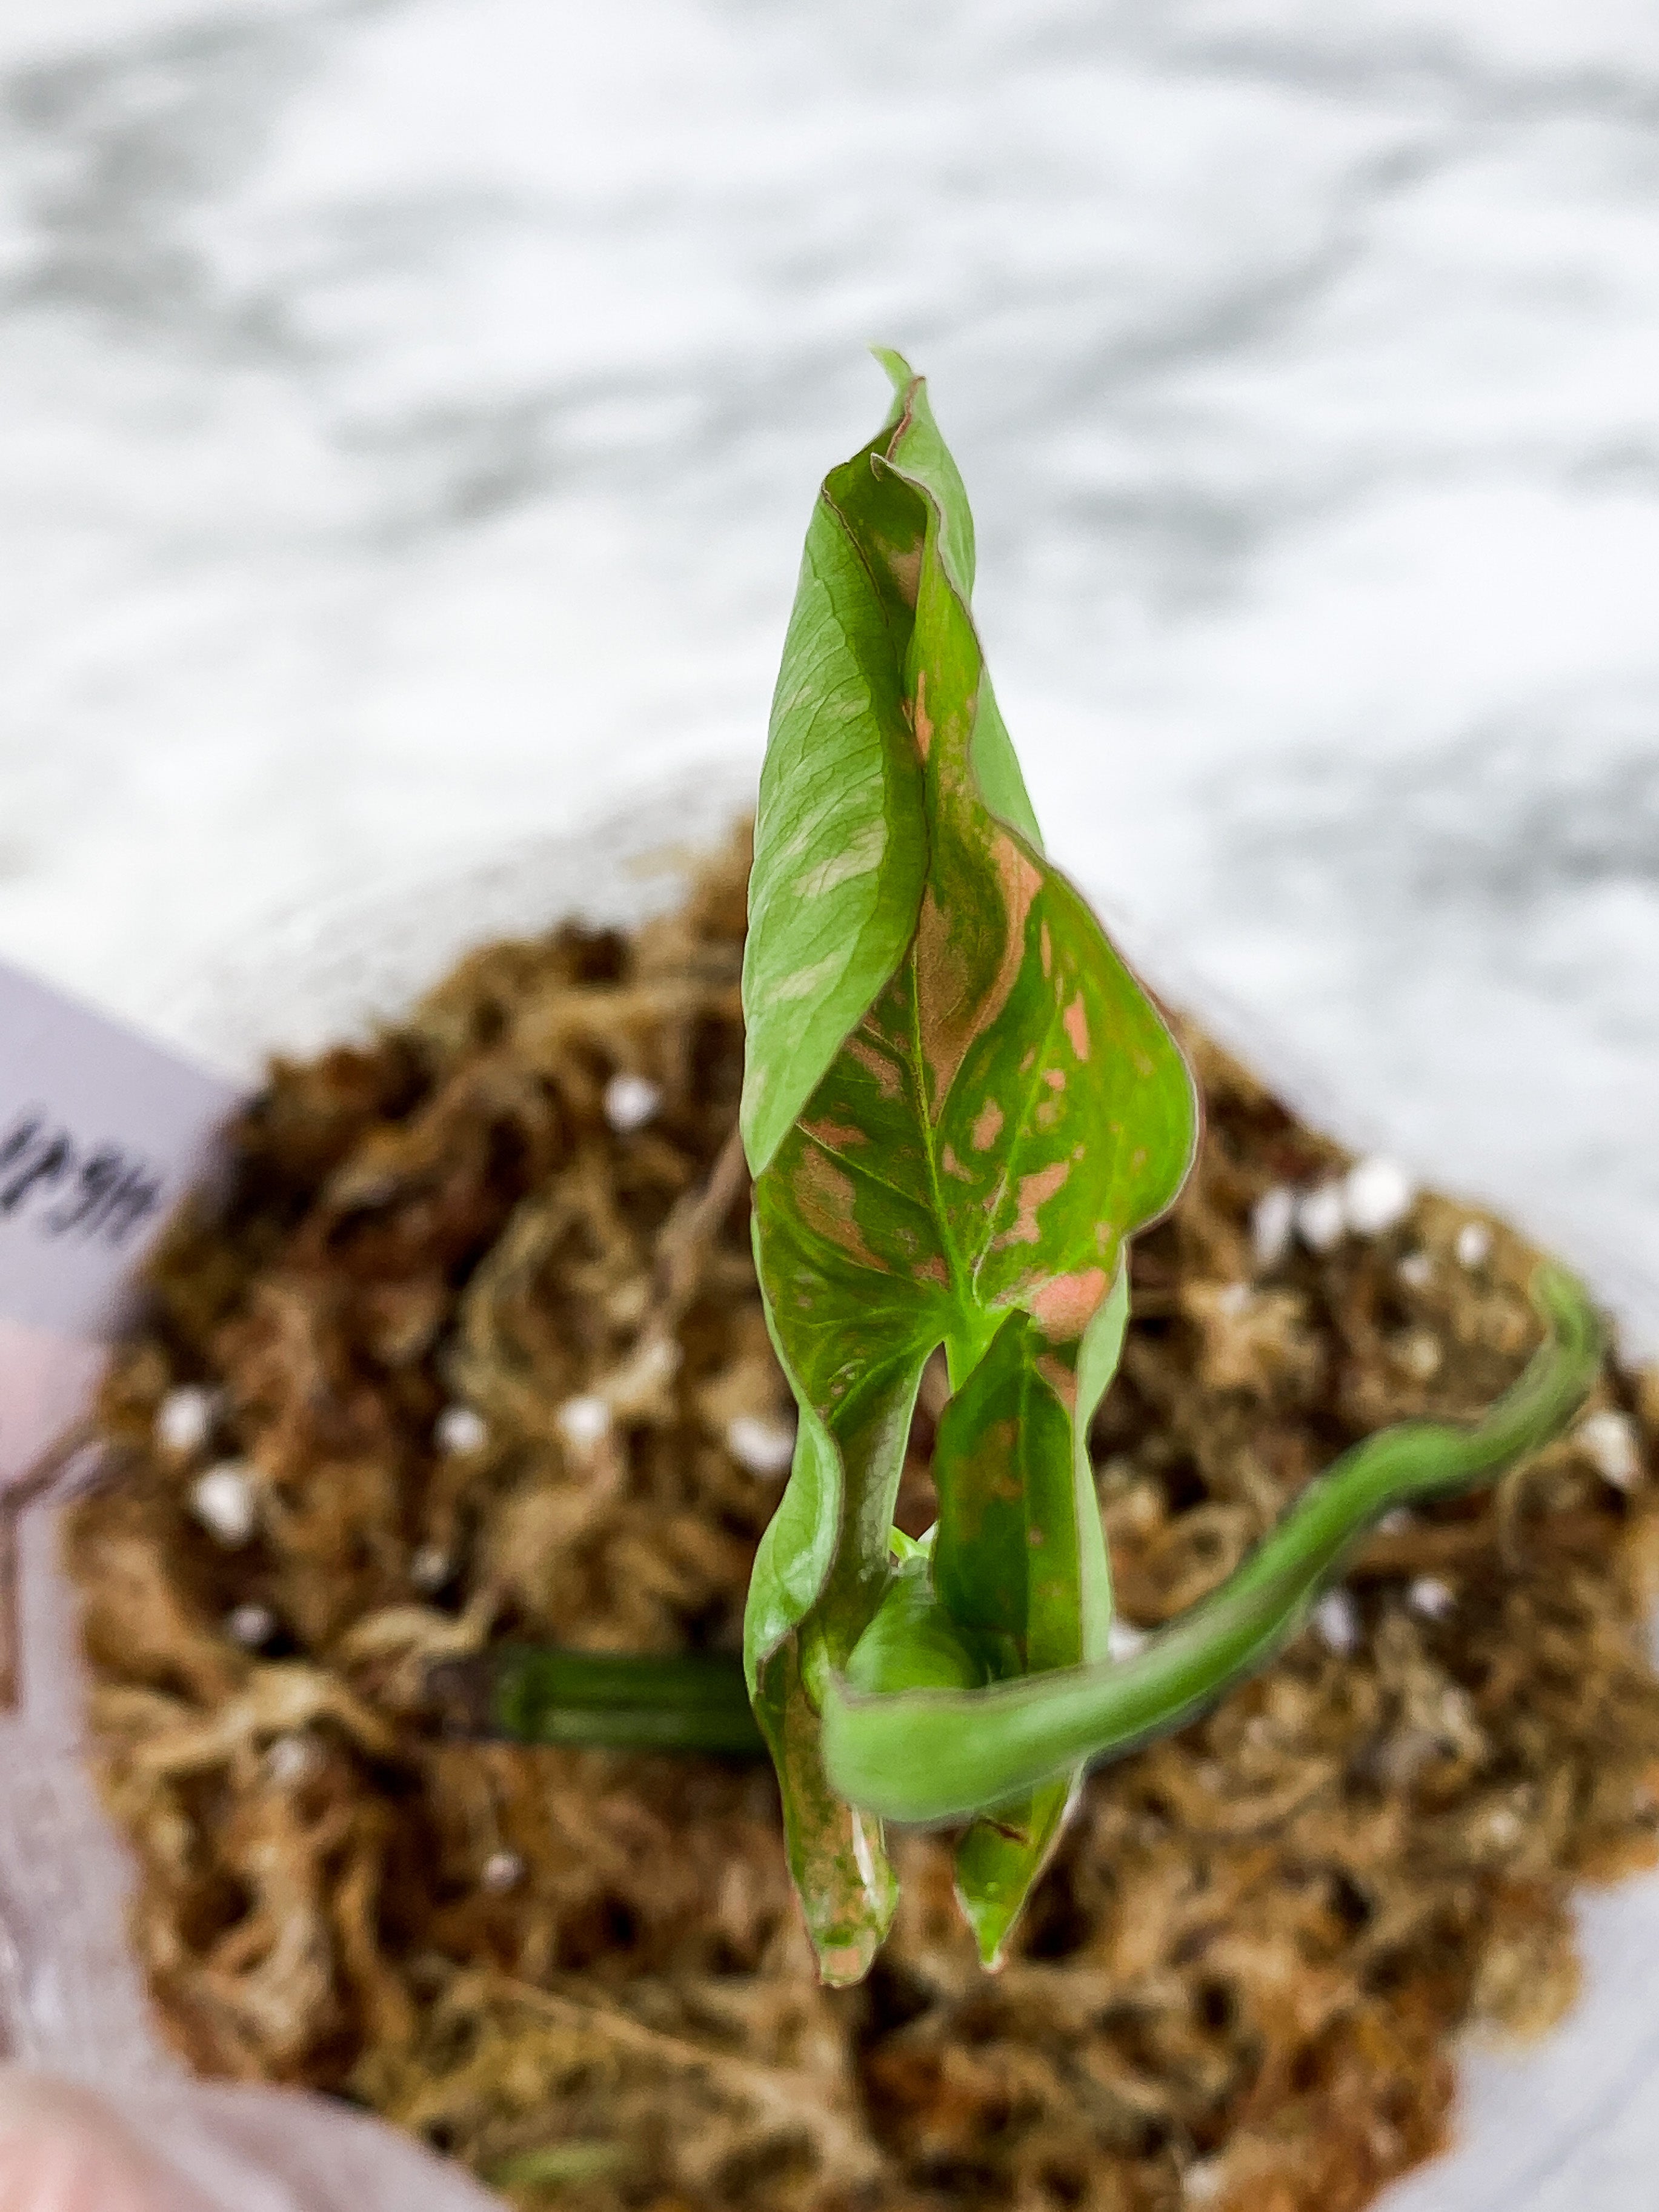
0 763 754 2206
5 755 1658 2211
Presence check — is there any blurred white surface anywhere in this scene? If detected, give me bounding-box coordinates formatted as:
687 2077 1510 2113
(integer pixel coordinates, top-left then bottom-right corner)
2 1 1657 1344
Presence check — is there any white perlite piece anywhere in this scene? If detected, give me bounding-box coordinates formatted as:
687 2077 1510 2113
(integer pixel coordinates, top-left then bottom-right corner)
227 1602 276 1649
1314 1587 1360 1654
1296 1159 1416 1255
1455 1220 1492 1269
557 1393 612 1449
603 1072 663 1132
726 1413 796 1476
1397 1251 1434 1290
265 1735 322 1787
1578 1409 1640 1491
1408 1576 1455 1621
154 1384 218 1456
1295 1180 1348 1254
1395 1330 1442 1382
1344 1155 1416 1237
480 1849 525 1895
188 1462 258 1548
1108 1618 1148 1661
410 1545 453 1593
1250 1186 1296 1270
434 1404 488 1455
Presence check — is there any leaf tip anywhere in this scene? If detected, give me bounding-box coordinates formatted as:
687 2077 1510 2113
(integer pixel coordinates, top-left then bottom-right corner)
954 1869 1018 1973
815 1931 884 1988
868 343 919 402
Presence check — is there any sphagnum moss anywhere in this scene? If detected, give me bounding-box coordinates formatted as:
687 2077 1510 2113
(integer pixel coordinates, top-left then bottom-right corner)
67 831 1659 2212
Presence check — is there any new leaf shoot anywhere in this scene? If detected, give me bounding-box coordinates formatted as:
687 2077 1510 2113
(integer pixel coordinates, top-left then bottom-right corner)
739 353 1602 1987
740 353 1199 1978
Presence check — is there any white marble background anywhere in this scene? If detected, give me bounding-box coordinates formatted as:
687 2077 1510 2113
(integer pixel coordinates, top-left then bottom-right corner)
4 7 1659 2203
2 0 1657 1343
3 0 1657 1337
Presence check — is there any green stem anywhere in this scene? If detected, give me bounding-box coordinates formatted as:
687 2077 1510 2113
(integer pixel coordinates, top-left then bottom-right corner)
485 2141 630 2190
430 1645 766 1757
821 1262 1603 1825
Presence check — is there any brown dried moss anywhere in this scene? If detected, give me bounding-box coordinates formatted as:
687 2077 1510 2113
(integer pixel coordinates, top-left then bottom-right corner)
67 829 1659 2212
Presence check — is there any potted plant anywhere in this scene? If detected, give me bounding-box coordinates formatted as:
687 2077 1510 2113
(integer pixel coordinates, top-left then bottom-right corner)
63 357 1658 2212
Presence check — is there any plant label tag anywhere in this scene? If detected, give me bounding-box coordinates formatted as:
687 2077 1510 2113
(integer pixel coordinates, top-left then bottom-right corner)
0 958 238 1491
0 959 237 1707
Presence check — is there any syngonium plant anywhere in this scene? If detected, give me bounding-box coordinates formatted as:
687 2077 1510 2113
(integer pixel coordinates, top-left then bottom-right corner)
732 351 1602 1984
445 352 1601 1989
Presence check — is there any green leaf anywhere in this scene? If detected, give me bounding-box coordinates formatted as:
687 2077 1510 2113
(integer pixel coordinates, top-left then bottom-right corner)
821 1263 1603 1824
740 355 1198 1980
742 1284 913 1982
738 364 926 1180
929 1263 1129 1964
845 1552 986 1695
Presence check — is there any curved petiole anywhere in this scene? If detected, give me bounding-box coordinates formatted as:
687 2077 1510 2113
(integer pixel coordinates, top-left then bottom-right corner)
821 1263 1602 1826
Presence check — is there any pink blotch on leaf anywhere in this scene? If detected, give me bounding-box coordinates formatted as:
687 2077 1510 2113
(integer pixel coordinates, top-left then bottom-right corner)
802 1118 869 1154
913 828 1043 1108
971 1098 1005 1151
1029 1267 1108 1343
793 1149 885 1270
844 1035 903 1101
1063 995 1091 1060
996 1160 1070 1248
912 668 933 762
